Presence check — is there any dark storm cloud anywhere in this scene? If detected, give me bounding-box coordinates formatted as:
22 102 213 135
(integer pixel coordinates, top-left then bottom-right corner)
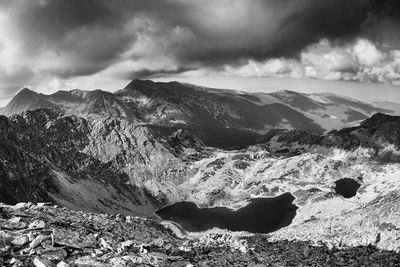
0 0 399 84
370 0 400 18
170 0 372 64
0 0 134 77
124 67 195 80
159 0 398 65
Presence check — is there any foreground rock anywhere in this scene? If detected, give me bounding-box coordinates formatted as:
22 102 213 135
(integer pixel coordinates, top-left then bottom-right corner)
1 203 400 266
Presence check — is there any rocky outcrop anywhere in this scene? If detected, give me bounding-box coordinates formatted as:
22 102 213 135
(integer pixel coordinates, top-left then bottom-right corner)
0 116 12 139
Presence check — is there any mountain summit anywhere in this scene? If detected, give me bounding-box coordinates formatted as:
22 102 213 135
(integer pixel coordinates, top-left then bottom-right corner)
2 88 59 116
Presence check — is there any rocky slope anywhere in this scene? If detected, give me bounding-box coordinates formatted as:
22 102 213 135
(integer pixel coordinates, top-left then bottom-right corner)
0 109 192 217
1 202 400 267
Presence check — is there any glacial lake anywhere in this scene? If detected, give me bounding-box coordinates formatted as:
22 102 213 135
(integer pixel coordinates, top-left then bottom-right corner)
334 178 361 198
156 192 298 233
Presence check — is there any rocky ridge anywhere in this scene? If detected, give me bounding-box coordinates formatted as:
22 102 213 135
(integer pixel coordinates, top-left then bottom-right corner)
1 80 395 143
258 112 400 160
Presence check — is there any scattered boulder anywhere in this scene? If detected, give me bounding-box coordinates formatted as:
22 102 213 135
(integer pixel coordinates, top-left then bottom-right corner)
29 220 46 229
11 235 29 246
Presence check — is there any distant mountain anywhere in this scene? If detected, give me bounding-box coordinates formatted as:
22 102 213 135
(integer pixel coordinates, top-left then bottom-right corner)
258 112 400 161
372 101 400 115
0 80 394 144
2 88 61 115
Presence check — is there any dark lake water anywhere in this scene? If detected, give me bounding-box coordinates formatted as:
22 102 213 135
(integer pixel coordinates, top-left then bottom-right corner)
156 193 298 233
334 178 361 198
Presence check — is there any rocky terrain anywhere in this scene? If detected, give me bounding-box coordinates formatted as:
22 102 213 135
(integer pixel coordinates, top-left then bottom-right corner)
1 80 400 265
1 107 400 252
0 108 198 217
1 202 400 267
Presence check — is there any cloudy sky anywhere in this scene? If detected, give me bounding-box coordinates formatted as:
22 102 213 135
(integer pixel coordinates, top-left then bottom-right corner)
0 0 400 105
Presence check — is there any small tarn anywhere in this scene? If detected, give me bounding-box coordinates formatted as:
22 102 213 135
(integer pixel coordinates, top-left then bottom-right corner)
334 178 361 198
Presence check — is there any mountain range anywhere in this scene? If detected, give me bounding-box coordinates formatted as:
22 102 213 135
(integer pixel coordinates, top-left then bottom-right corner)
1 80 400 253
0 80 395 148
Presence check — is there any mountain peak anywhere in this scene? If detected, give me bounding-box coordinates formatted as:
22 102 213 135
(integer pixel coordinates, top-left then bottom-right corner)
273 89 304 96
115 79 157 97
360 113 400 128
9 88 40 104
16 87 38 96
124 79 155 89
1 88 58 116
118 79 187 98
124 79 185 90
